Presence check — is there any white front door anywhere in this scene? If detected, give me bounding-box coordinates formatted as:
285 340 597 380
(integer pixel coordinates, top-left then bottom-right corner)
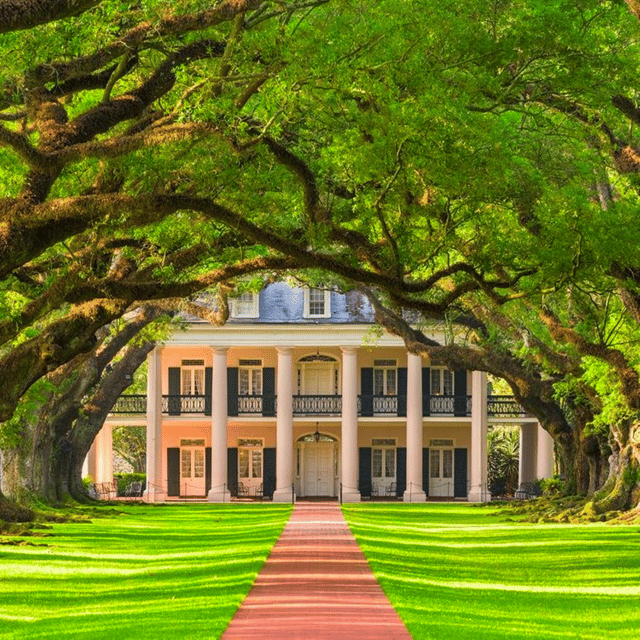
429 448 454 497
180 447 206 497
303 443 334 496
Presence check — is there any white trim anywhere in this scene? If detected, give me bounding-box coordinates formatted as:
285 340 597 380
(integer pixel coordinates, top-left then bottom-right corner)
303 288 331 319
168 323 422 347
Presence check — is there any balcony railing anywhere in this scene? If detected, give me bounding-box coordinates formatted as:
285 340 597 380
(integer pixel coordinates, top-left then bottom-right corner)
487 395 527 417
163 395 207 414
111 394 147 414
373 395 399 414
237 395 264 414
110 393 529 418
427 395 472 416
293 395 342 415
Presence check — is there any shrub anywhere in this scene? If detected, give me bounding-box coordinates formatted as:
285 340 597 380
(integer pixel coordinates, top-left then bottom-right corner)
540 475 564 496
114 473 146 496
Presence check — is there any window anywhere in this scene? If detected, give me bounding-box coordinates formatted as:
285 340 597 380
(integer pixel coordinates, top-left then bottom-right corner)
303 288 331 318
431 367 454 395
239 360 262 396
372 439 396 479
239 449 263 478
374 359 397 396
238 439 263 481
230 292 259 318
181 359 205 395
430 448 453 479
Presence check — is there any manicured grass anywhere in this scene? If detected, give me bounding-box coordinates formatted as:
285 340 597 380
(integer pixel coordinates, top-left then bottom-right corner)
342 503 640 640
0 503 291 639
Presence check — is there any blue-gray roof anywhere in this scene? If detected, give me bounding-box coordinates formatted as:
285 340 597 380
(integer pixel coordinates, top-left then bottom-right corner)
231 282 375 324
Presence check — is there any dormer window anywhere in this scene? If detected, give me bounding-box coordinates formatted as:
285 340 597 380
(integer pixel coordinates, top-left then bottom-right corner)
230 292 259 318
304 288 331 318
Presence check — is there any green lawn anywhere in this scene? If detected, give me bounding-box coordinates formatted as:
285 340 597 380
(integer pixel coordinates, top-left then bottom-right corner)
342 503 640 640
0 503 291 639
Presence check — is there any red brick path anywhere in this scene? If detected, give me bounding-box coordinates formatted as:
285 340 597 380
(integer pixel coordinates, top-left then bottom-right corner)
222 502 411 640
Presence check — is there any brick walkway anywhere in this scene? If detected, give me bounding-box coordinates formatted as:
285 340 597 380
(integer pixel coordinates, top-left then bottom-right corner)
222 501 411 640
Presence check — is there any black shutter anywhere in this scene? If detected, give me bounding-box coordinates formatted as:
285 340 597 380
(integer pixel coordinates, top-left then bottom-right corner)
423 447 430 497
167 448 180 496
168 368 181 415
263 448 276 498
227 447 238 497
359 447 372 497
454 448 468 498
205 447 212 494
454 369 468 417
397 368 407 417
204 367 212 416
227 367 238 416
361 369 373 417
263 367 275 417
422 367 431 416
396 447 407 497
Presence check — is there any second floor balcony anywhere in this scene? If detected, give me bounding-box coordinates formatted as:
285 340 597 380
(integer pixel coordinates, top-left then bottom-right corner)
111 393 529 419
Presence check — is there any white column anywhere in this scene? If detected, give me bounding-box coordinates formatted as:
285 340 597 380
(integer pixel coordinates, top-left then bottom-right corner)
468 370 489 502
94 425 113 484
143 347 165 502
84 443 97 482
341 347 360 502
536 423 555 479
273 347 295 502
209 347 231 502
404 352 426 502
81 453 89 479
519 423 537 486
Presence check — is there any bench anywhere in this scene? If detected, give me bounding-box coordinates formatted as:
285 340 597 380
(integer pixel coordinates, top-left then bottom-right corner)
514 482 542 500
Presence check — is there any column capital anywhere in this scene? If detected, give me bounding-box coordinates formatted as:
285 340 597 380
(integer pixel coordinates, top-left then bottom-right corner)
340 346 359 355
276 346 294 355
210 346 228 355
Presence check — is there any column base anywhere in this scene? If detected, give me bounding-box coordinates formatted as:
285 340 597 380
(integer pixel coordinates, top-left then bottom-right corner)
403 489 427 502
207 489 232 503
467 488 491 503
143 489 166 503
341 490 361 503
272 487 296 503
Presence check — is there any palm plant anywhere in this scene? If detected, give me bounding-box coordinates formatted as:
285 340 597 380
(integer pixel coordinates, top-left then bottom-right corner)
488 426 520 496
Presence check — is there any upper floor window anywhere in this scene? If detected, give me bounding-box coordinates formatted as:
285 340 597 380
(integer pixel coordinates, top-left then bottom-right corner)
181 359 205 395
304 288 331 318
373 359 397 396
230 292 259 318
239 359 262 395
431 367 454 396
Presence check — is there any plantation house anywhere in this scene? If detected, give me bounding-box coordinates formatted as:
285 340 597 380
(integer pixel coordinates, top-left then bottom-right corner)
88 283 554 502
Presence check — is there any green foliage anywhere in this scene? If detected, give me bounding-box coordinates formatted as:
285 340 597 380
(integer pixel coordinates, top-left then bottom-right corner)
488 426 519 495
112 426 146 473
539 475 565 496
113 472 146 496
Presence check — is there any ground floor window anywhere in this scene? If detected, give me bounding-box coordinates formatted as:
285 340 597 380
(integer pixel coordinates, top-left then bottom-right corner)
238 438 263 493
429 439 454 497
180 438 205 496
372 438 396 495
